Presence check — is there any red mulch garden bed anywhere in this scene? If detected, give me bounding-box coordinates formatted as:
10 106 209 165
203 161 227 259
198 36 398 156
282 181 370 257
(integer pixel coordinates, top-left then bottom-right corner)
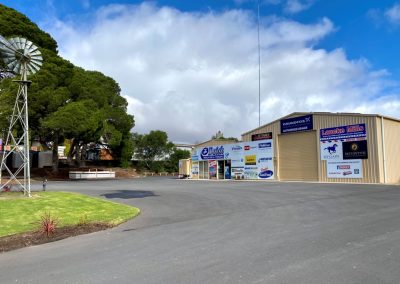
0 223 113 253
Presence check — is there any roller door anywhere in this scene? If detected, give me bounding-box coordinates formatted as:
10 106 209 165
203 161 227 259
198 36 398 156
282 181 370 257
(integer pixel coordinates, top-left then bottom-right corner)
278 131 318 181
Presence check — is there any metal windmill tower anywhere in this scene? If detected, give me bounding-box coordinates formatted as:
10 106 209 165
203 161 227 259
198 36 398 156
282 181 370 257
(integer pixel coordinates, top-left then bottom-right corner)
0 35 42 197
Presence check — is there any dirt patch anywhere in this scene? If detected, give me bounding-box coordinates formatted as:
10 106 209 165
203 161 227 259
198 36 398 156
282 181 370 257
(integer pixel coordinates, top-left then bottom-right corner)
0 223 112 253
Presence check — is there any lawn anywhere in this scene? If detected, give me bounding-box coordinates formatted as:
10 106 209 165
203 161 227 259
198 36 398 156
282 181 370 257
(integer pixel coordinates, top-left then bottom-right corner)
0 191 140 237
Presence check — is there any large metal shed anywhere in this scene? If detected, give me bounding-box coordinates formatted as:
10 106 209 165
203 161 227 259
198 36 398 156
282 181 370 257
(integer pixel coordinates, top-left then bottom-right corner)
241 112 400 184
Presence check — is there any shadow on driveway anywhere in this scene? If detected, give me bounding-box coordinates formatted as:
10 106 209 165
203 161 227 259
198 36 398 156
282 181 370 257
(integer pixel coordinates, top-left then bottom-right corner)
101 190 158 199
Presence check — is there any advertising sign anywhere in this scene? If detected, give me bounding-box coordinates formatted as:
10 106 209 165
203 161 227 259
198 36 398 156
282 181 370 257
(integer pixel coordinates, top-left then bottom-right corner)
245 155 257 165
320 123 367 179
244 166 259 179
231 167 244 179
251 132 272 141
224 161 231 179
200 146 224 160
327 160 363 178
320 123 367 161
280 114 313 134
194 139 274 179
320 124 366 141
209 160 217 179
192 162 199 175
320 141 343 160
343 140 368 160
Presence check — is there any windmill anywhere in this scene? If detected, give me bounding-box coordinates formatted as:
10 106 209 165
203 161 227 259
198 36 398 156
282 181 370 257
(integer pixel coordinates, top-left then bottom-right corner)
0 35 42 197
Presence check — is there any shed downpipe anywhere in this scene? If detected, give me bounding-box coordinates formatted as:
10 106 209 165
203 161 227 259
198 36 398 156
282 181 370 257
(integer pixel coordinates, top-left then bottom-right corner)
381 116 387 183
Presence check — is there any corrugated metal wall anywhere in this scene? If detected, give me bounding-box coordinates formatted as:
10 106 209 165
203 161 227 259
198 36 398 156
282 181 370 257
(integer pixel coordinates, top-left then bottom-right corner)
242 113 385 183
278 131 319 181
383 118 400 184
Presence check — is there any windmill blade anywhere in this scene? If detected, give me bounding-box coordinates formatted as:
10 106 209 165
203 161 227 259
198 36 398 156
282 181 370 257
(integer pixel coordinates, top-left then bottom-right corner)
30 60 42 69
20 38 27 53
0 36 43 76
8 37 20 50
25 40 34 52
0 35 16 53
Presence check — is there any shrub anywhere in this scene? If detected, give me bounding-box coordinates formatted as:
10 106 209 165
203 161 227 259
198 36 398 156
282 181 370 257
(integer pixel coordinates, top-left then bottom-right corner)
39 212 58 237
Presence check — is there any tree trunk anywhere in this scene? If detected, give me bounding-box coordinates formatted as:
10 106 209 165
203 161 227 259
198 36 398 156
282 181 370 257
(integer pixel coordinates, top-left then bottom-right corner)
52 133 59 173
67 138 77 166
78 142 87 168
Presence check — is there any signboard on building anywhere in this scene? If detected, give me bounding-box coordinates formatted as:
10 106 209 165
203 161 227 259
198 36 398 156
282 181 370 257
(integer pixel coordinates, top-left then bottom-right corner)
245 155 256 165
320 124 366 141
343 140 368 160
192 162 199 176
251 132 272 141
327 160 363 178
209 160 217 179
320 123 367 161
320 123 367 179
194 139 274 179
200 146 224 160
280 115 313 134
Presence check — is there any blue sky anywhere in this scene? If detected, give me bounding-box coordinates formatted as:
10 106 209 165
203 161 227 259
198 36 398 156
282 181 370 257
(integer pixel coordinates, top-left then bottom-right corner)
2 0 400 142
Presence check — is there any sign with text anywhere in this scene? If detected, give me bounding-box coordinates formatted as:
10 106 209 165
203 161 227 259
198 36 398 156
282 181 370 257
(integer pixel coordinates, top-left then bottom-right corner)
280 115 313 134
327 160 363 178
343 140 368 160
320 123 367 161
251 132 272 141
320 123 366 141
194 139 274 179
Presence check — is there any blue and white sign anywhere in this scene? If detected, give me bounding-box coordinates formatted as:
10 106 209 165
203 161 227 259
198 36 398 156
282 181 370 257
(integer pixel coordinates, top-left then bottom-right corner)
320 123 366 141
194 139 274 179
200 146 224 160
320 123 367 162
258 142 271 149
320 123 366 178
327 160 363 178
281 114 313 134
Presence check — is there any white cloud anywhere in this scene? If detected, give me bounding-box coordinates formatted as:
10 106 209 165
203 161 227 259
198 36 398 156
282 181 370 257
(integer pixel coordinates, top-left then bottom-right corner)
284 0 314 14
43 3 398 143
385 3 400 24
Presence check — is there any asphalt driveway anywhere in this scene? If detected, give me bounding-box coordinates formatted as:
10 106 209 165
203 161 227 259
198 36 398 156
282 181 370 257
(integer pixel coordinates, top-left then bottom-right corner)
1 178 400 283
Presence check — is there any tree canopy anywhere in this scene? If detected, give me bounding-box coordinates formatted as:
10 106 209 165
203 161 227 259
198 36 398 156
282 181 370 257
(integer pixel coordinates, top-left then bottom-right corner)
132 130 191 173
0 4 57 52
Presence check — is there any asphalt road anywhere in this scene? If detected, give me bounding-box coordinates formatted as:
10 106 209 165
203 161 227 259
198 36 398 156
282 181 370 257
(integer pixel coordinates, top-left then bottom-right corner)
1 178 400 283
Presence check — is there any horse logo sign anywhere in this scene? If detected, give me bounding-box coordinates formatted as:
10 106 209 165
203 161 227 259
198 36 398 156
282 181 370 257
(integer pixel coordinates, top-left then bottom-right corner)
324 143 338 154
320 142 342 160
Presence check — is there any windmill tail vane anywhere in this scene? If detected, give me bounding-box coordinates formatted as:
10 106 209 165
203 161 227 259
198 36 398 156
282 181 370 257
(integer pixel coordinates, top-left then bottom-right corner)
0 34 43 197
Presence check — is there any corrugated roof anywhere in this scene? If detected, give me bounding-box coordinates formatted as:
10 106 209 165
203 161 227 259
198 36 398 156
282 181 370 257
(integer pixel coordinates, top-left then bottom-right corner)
241 112 400 136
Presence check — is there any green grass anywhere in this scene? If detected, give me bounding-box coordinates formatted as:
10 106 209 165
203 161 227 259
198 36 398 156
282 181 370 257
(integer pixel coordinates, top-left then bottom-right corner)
0 191 140 237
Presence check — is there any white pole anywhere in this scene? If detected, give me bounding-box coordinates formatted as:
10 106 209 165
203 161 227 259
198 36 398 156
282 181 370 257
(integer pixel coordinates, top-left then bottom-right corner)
257 0 261 127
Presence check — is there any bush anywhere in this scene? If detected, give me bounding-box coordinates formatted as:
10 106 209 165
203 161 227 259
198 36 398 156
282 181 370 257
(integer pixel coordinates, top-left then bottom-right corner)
38 212 58 237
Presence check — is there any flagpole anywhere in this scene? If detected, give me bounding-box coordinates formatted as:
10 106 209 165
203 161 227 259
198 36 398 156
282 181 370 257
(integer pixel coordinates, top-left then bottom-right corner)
257 0 261 127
